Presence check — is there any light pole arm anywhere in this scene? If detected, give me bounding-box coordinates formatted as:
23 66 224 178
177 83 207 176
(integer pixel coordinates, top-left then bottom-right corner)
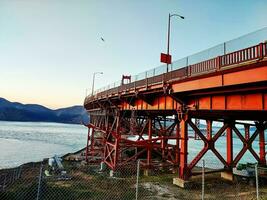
170 14 185 19
167 13 185 56
166 13 185 73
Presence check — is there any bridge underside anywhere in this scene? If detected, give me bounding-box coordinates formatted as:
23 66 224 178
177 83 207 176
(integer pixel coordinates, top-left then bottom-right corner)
85 110 267 180
84 47 267 181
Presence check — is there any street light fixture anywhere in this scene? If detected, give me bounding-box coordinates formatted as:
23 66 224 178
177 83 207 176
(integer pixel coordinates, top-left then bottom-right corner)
166 13 185 72
91 72 103 96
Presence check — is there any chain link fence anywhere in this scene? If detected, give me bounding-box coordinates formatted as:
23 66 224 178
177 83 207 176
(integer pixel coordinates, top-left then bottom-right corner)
136 163 202 200
256 165 267 200
1 158 267 199
0 162 42 200
136 160 258 200
201 160 257 200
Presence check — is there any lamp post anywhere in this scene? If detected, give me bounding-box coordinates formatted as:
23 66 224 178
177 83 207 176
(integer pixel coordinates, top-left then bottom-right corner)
91 72 103 96
166 13 185 72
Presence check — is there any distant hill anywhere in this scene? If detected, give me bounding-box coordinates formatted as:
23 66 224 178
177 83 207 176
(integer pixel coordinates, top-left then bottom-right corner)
0 97 89 124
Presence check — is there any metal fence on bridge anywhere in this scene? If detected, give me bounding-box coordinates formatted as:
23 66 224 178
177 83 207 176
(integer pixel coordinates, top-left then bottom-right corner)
88 27 267 101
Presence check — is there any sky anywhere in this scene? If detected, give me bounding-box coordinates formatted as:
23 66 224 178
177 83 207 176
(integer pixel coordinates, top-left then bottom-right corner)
0 0 266 109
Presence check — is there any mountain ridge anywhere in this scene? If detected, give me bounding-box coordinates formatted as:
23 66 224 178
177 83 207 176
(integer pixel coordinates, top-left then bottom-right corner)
0 97 89 124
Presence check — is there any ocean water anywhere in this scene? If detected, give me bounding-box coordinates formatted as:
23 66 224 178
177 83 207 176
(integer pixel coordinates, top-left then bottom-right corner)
0 121 264 170
129 122 264 168
0 121 87 169
185 123 262 168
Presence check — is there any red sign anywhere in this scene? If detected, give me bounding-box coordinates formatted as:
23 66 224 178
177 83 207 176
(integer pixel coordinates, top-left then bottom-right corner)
160 53 172 64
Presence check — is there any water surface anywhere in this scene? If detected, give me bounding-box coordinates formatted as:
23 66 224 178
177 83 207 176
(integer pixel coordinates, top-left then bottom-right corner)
0 121 264 169
0 121 87 169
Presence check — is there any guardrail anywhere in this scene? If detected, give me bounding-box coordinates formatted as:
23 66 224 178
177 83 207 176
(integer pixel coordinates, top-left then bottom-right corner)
221 43 265 66
85 41 267 104
91 28 267 95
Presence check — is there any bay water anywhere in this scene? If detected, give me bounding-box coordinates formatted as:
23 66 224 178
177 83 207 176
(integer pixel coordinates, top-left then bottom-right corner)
0 121 263 169
0 121 87 169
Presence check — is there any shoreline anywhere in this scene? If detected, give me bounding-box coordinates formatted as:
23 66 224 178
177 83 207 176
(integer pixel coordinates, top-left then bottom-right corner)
0 119 84 126
0 147 86 173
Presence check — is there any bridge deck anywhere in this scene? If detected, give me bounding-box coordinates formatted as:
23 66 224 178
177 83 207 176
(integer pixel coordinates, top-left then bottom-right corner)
84 35 267 183
85 42 267 118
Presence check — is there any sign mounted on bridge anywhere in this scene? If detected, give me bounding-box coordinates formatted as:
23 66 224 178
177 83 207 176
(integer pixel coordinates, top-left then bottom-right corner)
160 53 172 64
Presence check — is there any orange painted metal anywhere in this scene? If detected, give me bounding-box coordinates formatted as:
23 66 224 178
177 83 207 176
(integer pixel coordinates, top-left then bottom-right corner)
172 75 222 93
119 91 267 112
147 117 152 166
84 42 267 181
178 117 188 180
193 93 267 111
223 66 267 86
226 126 233 168
258 122 267 165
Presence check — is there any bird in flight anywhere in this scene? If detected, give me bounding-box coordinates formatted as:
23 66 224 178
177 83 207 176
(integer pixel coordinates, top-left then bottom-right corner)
101 37 105 42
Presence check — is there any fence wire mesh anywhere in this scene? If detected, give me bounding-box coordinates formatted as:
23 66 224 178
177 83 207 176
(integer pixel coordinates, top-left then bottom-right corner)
137 165 202 200
257 166 267 200
1 158 267 200
0 162 41 200
201 160 257 200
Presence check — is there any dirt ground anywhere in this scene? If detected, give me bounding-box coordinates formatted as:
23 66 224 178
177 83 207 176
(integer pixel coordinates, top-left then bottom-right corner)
1 161 267 200
139 172 260 200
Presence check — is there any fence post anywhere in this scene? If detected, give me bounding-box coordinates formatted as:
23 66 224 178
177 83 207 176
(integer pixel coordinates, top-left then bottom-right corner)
17 167 20 179
202 159 205 200
36 164 43 200
216 56 221 71
187 66 191 77
3 174 7 190
0 175 3 191
12 169 15 183
15 168 18 180
18 166 22 179
135 160 140 200
258 43 263 60
255 163 259 200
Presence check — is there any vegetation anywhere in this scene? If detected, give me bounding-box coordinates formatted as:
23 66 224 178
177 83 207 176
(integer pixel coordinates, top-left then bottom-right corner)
1 161 267 200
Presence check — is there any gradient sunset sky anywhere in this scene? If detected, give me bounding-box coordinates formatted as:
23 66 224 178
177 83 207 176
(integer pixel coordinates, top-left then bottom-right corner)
0 0 266 109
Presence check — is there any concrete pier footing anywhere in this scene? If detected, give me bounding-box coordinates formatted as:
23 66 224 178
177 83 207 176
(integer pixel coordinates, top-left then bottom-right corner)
173 178 190 188
221 171 234 181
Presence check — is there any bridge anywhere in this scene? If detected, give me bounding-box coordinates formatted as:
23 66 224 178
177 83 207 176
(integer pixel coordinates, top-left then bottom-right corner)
84 28 267 186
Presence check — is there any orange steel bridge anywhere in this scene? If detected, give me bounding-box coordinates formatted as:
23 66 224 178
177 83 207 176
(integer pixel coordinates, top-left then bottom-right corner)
84 29 267 182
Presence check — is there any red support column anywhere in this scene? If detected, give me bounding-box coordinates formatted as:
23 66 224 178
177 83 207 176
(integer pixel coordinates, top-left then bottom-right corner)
226 123 233 168
194 118 200 140
114 113 121 169
90 127 95 155
175 116 180 165
105 114 109 132
206 120 212 140
179 115 188 180
258 122 266 165
162 117 166 161
245 125 250 140
85 127 91 162
147 117 152 166
114 138 119 169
